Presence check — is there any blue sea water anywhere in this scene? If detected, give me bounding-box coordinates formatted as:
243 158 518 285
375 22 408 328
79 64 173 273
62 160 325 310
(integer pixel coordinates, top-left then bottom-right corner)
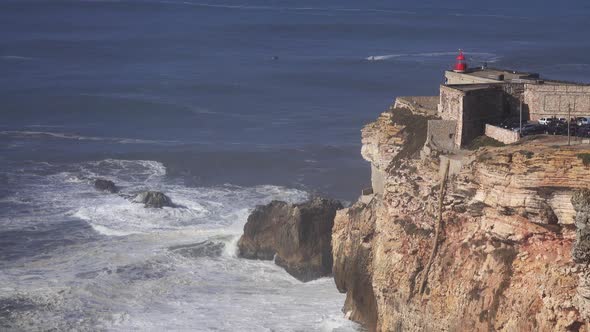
1 0 590 330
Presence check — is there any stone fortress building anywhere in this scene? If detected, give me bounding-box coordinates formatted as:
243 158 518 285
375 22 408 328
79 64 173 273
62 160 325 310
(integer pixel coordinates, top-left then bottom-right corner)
363 51 590 196
424 50 590 149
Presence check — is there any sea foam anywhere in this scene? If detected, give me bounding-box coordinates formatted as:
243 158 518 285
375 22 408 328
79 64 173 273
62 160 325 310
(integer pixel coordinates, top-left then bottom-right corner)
0 158 357 331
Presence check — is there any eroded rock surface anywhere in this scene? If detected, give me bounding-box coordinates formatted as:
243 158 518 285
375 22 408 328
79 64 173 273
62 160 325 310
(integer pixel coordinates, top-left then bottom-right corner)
573 189 590 263
333 107 590 331
238 197 342 282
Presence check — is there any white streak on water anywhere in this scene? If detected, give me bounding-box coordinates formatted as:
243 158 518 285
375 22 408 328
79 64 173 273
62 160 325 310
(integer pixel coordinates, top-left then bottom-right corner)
366 51 501 63
0 130 180 145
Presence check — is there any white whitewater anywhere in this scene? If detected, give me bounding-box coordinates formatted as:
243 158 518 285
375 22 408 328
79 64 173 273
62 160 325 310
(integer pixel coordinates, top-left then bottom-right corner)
0 159 360 331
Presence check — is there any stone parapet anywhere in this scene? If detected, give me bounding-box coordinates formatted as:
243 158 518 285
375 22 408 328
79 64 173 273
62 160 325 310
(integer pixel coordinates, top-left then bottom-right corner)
485 124 520 144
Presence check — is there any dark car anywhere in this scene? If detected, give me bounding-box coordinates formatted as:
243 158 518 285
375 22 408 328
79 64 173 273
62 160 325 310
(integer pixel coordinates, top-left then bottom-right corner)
514 123 546 136
546 123 567 135
546 120 575 135
499 119 522 130
577 125 590 138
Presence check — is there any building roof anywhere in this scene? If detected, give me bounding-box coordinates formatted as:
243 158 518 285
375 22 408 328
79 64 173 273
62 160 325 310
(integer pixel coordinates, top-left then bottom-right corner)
444 83 504 92
446 67 590 87
450 67 540 83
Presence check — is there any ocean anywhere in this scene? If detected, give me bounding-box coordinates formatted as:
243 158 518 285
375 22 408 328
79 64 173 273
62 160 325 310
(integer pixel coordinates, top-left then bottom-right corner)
1 0 590 330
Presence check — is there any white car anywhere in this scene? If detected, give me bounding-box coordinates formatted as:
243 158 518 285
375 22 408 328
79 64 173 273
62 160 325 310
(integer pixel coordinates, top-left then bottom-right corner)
538 117 551 125
577 117 590 126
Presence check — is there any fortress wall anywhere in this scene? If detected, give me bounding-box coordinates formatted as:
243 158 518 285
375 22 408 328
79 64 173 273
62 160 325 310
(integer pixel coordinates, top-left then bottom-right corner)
426 120 457 152
438 85 465 147
501 83 526 117
525 84 590 120
461 87 505 146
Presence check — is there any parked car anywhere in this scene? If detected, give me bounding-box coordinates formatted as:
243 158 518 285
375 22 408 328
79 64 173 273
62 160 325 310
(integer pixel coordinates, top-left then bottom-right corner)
514 123 546 136
549 118 561 125
546 118 579 133
576 117 590 126
578 124 590 138
546 123 567 135
538 117 551 125
499 119 523 130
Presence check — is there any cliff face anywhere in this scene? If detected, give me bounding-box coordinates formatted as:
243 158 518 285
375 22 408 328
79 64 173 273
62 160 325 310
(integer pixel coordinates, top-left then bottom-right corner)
333 108 590 331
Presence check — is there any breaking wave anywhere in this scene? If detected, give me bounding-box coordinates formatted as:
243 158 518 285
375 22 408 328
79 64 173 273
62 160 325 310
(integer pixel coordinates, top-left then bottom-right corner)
0 158 358 331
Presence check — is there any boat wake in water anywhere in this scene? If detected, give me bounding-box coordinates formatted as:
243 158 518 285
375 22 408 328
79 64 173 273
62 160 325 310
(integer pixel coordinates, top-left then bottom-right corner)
365 51 501 63
0 159 359 331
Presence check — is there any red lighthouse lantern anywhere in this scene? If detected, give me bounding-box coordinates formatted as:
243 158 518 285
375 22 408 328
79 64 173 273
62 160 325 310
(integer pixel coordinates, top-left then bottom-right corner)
453 49 467 73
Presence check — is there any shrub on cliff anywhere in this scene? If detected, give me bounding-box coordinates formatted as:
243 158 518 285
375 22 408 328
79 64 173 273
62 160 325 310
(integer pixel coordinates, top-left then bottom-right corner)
467 135 505 150
577 153 590 166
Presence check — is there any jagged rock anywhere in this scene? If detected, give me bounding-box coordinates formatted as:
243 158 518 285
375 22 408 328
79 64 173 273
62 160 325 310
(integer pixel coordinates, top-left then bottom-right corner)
334 106 590 331
361 109 432 195
94 179 118 193
573 189 590 263
332 201 379 331
133 191 174 208
238 197 342 282
530 200 559 225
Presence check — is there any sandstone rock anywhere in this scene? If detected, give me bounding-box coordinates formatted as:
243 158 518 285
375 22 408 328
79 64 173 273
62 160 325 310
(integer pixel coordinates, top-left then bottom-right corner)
572 189 590 263
94 179 117 193
332 201 379 331
470 142 590 226
133 191 174 208
238 197 342 282
333 106 590 331
361 109 432 195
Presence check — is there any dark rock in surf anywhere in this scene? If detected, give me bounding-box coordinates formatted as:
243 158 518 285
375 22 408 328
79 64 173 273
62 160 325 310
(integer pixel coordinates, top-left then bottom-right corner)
94 179 118 193
238 196 343 282
133 191 174 208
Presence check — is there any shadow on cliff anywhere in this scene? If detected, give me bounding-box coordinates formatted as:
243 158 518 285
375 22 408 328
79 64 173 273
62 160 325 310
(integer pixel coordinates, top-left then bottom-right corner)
386 107 434 171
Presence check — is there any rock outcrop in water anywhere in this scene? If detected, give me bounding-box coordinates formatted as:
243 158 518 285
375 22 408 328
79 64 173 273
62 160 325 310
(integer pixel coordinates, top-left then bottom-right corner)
94 179 118 193
238 197 343 282
332 105 590 331
133 191 174 208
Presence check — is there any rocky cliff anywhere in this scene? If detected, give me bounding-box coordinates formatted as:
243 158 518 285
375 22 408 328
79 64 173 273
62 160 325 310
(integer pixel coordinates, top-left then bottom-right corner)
238 197 342 282
333 107 590 331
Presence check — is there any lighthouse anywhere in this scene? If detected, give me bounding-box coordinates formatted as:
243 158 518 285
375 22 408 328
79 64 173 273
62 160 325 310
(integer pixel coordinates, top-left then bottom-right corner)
453 49 467 73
